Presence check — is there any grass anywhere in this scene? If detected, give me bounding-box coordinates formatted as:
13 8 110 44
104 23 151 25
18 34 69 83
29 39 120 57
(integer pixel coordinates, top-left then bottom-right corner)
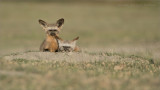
1 46 160 90
0 1 160 90
0 54 160 90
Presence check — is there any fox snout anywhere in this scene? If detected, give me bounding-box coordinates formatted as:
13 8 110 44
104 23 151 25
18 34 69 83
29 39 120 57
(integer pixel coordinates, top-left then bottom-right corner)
59 46 73 52
47 29 59 36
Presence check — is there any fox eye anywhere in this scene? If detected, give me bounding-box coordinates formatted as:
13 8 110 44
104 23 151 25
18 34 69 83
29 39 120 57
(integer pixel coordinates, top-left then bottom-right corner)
53 29 58 31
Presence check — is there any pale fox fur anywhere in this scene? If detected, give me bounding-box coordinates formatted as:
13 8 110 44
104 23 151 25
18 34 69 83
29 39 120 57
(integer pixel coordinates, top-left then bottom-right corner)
55 35 80 52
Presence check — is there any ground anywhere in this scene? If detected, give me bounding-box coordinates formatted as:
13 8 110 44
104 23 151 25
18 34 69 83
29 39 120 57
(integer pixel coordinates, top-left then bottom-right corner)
0 2 160 90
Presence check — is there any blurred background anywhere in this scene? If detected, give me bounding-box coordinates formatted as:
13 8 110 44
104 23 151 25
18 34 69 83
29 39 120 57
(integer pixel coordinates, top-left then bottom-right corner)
0 0 160 55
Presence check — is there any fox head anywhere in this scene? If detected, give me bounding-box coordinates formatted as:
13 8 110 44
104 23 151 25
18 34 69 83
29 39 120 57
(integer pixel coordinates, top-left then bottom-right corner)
38 18 64 36
56 36 79 52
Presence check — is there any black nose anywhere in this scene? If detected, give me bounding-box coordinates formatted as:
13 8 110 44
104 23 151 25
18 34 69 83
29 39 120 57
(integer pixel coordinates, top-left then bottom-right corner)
49 29 57 31
50 33 55 36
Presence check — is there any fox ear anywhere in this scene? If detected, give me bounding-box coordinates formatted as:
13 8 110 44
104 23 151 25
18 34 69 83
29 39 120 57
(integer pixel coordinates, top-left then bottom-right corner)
39 19 48 27
56 18 64 28
72 36 79 41
71 37 79 46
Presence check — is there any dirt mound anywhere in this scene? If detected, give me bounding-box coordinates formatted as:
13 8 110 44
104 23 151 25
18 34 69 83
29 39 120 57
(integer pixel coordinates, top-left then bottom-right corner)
3 47 158 63
2 50 129 62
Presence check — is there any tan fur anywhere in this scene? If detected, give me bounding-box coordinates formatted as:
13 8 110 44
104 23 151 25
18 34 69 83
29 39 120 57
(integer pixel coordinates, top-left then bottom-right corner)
74 46 80 52
39 18 64 52
40 35 58 52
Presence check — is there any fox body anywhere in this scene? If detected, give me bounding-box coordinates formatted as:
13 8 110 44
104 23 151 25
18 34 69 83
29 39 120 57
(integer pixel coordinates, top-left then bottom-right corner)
39 18 64 52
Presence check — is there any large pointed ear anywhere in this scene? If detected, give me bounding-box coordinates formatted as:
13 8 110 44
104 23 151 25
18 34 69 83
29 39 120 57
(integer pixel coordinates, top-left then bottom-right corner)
71 37 79 47
38 19 48 28
56 18 64 28
72 37 79 41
